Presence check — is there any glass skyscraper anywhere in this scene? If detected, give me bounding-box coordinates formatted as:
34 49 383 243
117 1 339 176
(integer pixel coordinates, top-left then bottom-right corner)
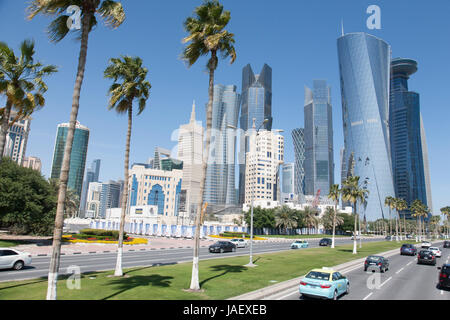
337 32 395 221
204 84 240 205
292 128 306 196
282 162 295 194
304 80 334 196
390 58 428 218
80 159 101 217
238 63 272 204
51 121 90 198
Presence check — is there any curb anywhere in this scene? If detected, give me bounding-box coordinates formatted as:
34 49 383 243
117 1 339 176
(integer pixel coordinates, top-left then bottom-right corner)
227 240 442 300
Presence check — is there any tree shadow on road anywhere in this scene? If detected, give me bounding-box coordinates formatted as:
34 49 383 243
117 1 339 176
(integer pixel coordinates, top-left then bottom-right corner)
199 264 247 288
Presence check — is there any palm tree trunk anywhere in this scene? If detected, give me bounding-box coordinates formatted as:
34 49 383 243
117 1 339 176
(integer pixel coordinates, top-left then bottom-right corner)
190 51 216 291
353 204 357 254
389 208 392 239
46 12 91 301
331 203 337 248
0 99 13 160
114 103 133 277
395 212 399 241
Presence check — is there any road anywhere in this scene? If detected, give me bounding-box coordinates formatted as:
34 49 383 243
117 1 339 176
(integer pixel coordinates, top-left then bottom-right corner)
0 237 383 282
265 242 450 300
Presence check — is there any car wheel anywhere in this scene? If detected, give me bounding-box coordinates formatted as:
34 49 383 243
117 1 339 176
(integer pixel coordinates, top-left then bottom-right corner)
346 283 350 295
364 268 367 272
332 290 338 300
232 247 236 252
380 267 384 273
220 248 224 253
13 261 24 271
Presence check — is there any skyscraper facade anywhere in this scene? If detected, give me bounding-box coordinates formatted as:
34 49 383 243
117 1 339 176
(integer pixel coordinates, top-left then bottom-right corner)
80 159 101 217
239 64 272 204
100 180 122 218
389 58 428 217
337 32 395 221
304 80 334 196
292 128 306 196
420 115 433 214
204 85 240 206
22 156 42 172
282 162 295 194
3 110 31 165
50 121 90 197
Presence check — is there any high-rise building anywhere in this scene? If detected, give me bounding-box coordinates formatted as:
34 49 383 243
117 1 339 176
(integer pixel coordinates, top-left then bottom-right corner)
99 180 122 218
337 32 395 221
153 147 172 170
420 115 433 214
282 163 295 194
22 156 42 172
204 85 240 206
85 182 102 218
3 110 31 165
50 121 90 197
389 58 428 217
239 63 273 204
80 159 101 217
304 80 334 196
292 128 306 196
244 129 284 205
177 101 204 219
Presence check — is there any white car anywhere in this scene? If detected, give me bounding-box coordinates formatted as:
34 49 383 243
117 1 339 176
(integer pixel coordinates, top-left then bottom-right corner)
230 238 248 248
428 247 442 258
0 248 32 271
421 241 432 248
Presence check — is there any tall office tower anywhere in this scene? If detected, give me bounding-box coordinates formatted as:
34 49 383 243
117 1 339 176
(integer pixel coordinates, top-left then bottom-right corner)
50 121 90 197
244 129 284 205
3 110 31 165
282 163 295 194
117 179 125 208
80 159 101 217
99 180 122 218
239 63 273 204
177 101 204 217
389 58 428 218
304 80 334 196
153 147 172 170
292 128 306 196
85 182 103 218
22 156 42 172
337 32 395 221
204 85 240 206
420 115 433 214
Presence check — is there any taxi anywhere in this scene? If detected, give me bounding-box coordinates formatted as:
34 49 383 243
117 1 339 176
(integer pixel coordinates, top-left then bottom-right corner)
299 268 350 300
291 240 309 249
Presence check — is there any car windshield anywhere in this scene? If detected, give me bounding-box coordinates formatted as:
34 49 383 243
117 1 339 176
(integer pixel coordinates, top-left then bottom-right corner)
305 271 330 281
218 242 228 245
295 241 304 243
402 244 412 248
367 256 381 262
442 266 450 275
419 250 432 255
429 247 438 251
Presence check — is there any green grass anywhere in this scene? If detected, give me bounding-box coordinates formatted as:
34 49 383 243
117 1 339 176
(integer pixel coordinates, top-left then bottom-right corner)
0 240 414 300
0 240 34 247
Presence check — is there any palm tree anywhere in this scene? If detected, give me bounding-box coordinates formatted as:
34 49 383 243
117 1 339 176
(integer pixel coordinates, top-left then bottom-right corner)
384 196 394 239
0 40 57 159
64 188 80 219
429 216 440 239
274 206 296 235
327 184 341 248
321 207 344 234
181 0 236 291
394 198 407 240
303 206 319 235
341 176 369 254
411 199 427 241
104 55 151 277
27 0 125 300
441 207 450 238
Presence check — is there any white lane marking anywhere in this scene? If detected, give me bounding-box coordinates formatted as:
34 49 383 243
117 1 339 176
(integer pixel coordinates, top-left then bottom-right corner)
379 276 392 288
275 290 299 300
441 290 444 295
406 261 413 266
363 292 373 300
396 267 404 274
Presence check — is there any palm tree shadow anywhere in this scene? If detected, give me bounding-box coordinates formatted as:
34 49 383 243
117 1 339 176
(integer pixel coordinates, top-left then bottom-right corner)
200 264 247 288
102 274 174 300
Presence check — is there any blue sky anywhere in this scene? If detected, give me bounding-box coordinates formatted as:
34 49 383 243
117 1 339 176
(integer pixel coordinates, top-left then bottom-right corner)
0 0 449 216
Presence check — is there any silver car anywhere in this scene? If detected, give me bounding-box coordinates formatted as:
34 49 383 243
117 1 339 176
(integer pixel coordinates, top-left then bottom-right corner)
0 248 32 270
230 238 248 248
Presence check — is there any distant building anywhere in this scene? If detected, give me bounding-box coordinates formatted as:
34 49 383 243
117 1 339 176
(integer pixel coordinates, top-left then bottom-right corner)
80 159 101 217
50 121 89 198
85 182 102 218
22 156 42 172
99 180 122 218
292 128 306 196
282 163 295 194
3 110 31 165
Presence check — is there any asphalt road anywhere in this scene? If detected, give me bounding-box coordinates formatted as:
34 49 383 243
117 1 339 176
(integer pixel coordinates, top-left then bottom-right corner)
0 237 384 282
265 241 450 300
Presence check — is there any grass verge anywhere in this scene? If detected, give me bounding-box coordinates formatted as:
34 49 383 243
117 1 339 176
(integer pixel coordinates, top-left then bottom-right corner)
0 240 34 247
0 240 414 300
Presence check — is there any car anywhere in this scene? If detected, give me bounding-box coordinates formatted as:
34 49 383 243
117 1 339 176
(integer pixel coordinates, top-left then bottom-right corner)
351 235 361 240
319 238 332 246
230 238 248 248
364 255 389 273
405 234 413 239
437 264 450 289
417 250 436 265
400 244 417 256
428 247 442 258
385 236 392 241
421 241 432 249
0 248 32 271
443 241 450 248
299 268 350 300
208 241 236 253
291 240 309 249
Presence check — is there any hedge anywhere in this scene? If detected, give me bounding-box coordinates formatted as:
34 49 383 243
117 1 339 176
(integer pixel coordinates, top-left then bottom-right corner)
78 229 127 240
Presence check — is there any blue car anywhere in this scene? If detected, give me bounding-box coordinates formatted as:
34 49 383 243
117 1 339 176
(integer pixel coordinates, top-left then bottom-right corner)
291 240 309 249
299 268 350 300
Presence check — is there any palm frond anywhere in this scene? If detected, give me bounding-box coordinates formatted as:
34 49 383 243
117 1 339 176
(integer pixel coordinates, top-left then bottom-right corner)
98 0 125 28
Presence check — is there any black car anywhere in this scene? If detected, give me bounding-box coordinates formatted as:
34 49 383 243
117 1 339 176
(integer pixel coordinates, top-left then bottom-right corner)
364 255 389 273
385 236 392 241
319 238 332 246
209 241 236 253
444 241 450 249
417 250 436 265
438 264 450 289
400 244 417 256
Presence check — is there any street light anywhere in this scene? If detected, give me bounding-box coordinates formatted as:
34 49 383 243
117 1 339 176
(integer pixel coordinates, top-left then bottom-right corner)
245 118 269 268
